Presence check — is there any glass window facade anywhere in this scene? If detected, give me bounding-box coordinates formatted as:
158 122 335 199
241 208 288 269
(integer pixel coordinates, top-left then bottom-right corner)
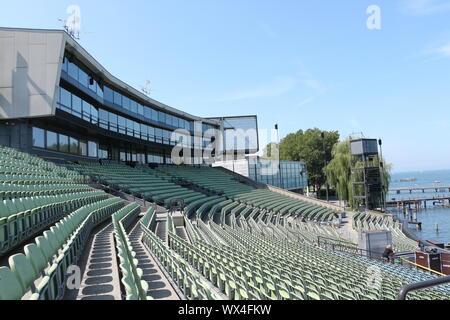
57 55 227 165
88 141 98 158
59 135 69 153
61 56 208 139
46 131 58 151
80 140 87 156
69 137 79 155
213 158 308 191
57 87 98 123
31 127 98 158
32 127 45 148
249 159 307 190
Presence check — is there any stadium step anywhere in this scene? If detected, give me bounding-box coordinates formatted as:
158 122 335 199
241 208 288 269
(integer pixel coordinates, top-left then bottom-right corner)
128 222 181 300
64 220 122 300
175 227 190 244
155 219 168 242
63 222 122 300
337 211 359 244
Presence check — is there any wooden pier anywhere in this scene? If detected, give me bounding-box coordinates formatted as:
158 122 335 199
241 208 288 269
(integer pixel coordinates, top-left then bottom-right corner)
389 186 450 194
386 195 450 210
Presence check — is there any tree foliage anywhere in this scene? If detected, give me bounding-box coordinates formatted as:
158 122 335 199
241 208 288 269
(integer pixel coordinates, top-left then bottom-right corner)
264 128 340 191
325 140 352 205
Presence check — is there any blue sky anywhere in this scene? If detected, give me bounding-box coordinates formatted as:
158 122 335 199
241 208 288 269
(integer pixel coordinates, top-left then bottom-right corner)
1 0 450 173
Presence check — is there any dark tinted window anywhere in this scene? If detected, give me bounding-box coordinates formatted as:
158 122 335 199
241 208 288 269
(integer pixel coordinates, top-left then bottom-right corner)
118 116 126 135
165 114 172 126
130 100 138 114
90 105 98 124
88 141 98 158
62 57 68 73
78 68 88 87
68 61 78 80
172 116 179 128
72 95 82 117
126 118 134 136
99 109 109 129
144 106 152 119
82 101 91 122
32 127 45 148
69 137 79 155
46 131 58 151
80 140 87 156
155 128 162 143
109 112 118 132
134 122 141 138
59 88 71 108
59 134 69 153
96 82 103 98
141 124 148 140
113 91 122 106
138 104 144 116
88 77 96 93
158 111 165 123
148 126 155 142
104 86 113 102
122 96 130 110
151 109 158 121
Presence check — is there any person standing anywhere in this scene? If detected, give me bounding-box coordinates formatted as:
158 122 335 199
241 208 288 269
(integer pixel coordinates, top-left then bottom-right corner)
382 245 394 263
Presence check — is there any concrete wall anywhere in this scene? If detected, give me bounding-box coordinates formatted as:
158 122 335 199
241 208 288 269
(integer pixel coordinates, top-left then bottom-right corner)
0 29 65 119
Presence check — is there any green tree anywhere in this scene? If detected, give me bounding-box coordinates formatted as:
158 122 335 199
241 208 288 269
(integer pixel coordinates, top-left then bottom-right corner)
325 140 352 206
264 128 339 192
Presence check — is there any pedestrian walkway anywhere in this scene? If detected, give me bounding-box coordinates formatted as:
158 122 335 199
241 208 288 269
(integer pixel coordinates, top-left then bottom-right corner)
64 222 122 300
128 222 181 300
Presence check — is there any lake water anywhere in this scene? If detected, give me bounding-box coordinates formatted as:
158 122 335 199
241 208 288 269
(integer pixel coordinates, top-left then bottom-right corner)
389 170 450 244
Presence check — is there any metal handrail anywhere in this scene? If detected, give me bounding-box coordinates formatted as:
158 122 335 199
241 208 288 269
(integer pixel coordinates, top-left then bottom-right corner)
317 236 392 263
399 257 447 277
397 275 450 300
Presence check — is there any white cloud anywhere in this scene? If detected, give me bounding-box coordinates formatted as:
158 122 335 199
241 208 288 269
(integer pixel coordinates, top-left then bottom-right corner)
218 76 298 102
436 43 450 57
401 0 450 15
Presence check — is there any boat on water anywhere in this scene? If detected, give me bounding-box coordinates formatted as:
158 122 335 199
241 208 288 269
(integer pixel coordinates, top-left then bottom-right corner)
399 177 417 182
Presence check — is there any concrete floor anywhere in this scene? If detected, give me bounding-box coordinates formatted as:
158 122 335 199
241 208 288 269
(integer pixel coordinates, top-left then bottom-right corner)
337 211 360 244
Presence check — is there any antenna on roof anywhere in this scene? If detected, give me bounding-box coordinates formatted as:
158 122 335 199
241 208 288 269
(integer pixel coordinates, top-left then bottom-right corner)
140 80 152 96
58 18 78 40
58 5 93 40
349 131 365 140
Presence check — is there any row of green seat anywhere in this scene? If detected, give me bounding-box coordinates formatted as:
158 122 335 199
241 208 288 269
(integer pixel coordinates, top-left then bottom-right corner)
140 209 223 300
112 203 151 300
0 183 92 201
0 146 86 184
353 212 417 252
0 191 108 255
0 197 124 300
66 163 207 206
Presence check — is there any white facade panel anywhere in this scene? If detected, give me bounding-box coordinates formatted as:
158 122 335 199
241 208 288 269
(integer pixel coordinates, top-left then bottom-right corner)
0 29 65 119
